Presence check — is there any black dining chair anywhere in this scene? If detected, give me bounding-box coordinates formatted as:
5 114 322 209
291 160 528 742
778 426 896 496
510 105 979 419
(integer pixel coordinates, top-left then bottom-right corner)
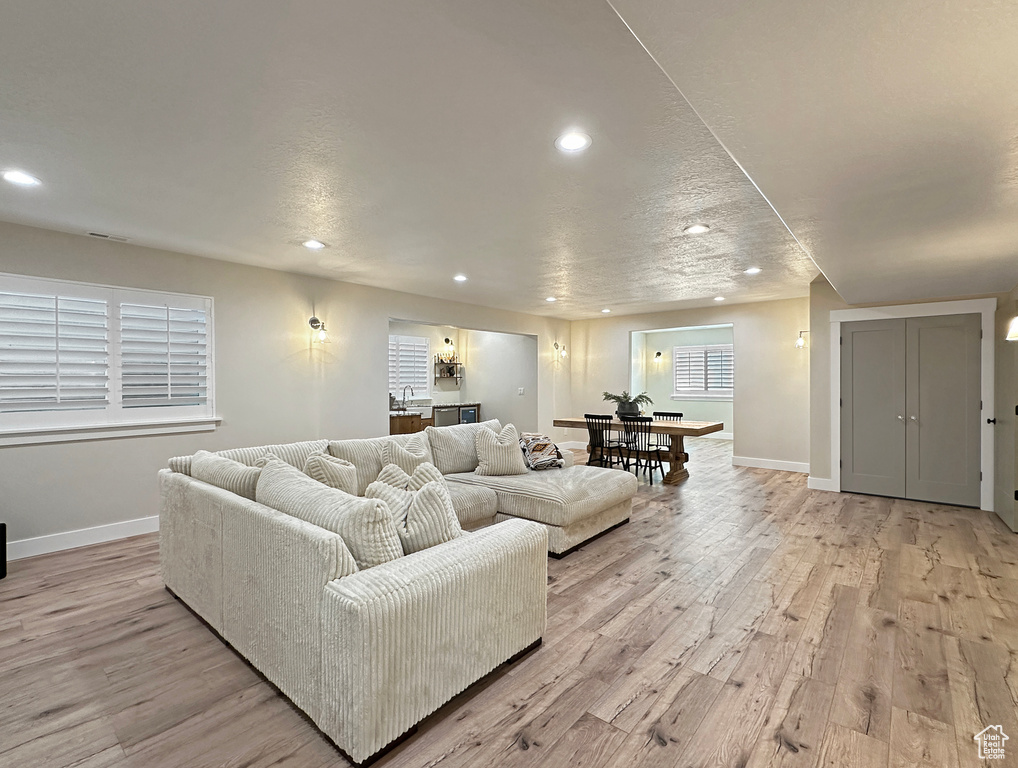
649 411 683 454
618 415 667 484
583 414 624 468
652 411 683 422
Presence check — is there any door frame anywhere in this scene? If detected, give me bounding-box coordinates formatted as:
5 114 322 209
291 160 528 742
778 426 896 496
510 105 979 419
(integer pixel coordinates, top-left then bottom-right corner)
827 298 996 511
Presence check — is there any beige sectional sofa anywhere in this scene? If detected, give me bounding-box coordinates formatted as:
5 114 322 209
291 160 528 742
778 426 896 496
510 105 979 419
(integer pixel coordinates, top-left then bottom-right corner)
160 421 637 763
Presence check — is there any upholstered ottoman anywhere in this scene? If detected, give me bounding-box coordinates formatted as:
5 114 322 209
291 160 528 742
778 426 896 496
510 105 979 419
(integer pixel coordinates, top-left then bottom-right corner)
444 465 637 557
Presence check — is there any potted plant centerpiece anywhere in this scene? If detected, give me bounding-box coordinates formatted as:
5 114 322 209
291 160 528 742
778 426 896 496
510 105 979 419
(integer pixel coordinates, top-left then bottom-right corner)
602 390 653 417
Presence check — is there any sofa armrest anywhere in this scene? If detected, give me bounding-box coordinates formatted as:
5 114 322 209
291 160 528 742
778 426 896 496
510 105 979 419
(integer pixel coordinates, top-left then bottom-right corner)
319 518 548 763
218 494 357 725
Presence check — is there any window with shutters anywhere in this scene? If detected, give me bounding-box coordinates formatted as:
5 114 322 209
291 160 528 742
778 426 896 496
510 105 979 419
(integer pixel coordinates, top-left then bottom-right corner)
0 273 216 444
673 343 734 400
388 335 430 399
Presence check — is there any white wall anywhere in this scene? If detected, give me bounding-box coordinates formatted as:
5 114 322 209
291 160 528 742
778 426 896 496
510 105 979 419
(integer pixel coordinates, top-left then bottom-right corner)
637 325 734 434
995 285 1018 529
571 297 810 469
0 221 572 546
461 330 538 430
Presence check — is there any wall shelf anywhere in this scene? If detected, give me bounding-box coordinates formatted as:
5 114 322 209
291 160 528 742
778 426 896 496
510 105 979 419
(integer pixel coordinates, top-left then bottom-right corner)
435 359 464 384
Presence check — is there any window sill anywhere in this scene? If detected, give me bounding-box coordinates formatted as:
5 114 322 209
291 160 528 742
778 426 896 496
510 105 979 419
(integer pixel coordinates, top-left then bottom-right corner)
670 394 734 402
0 416 222 448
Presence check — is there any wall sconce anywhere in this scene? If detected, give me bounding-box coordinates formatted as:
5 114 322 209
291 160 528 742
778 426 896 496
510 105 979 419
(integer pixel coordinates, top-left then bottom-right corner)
1007 317 1018 341
309 316 330 343
654 351 663 362
795 330 808 349
554 342 567 358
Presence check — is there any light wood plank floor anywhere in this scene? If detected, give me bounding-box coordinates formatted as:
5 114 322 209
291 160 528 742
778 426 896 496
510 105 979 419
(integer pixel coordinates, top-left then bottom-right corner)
3 438 1018 767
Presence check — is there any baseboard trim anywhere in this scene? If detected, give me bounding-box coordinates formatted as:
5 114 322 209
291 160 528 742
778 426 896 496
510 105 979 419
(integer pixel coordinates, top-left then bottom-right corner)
732 456 809 474
8 515 159 561
701 432 733 441
807 476 840 492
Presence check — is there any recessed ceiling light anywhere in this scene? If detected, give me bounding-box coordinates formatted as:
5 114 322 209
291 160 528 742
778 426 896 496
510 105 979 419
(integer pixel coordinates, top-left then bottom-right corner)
601 308 611 314
3 170 41 186
714 296 726 302
555 131 591 153
453 274 468 282
744 267 762 275
684 224 710 235
302 239 326 250
546 297 557 302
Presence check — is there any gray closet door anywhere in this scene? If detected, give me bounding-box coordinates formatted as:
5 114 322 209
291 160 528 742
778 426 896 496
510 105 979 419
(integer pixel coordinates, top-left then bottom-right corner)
905 314 981 507
841 319 907 497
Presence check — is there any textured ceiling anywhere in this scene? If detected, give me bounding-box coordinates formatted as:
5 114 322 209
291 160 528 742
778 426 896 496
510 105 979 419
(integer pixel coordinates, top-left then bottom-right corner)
0 0 817 319
607 0 1018 304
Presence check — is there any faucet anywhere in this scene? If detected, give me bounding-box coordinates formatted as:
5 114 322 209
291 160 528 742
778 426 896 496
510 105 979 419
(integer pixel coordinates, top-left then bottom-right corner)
402 385 414 410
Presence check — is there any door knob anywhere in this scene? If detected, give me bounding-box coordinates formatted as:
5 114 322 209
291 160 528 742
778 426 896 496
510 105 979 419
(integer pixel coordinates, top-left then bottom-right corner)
987 418 997 425
909 415 918 421
897 415 905 421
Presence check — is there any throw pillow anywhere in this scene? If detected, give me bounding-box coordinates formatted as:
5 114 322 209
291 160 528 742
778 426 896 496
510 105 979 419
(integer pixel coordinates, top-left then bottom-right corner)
519 432 565 471
303 451 358 495
256 458 403 569
191 450 260 499
475 423 529 476
381 432 431 475
365 462 462 553
375 461 445 491
425 418 502 474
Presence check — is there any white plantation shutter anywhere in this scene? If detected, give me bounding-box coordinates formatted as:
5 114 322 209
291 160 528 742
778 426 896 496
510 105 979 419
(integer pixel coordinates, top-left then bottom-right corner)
0 273 214 434
673 343 734 399
121 303 208 408
673 347 705 393
705 345 735 391
388 335 430 397
0 291 109 413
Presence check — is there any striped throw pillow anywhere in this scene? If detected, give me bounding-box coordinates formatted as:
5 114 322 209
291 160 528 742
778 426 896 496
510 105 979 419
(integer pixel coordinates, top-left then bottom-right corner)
191 450 260 499
303 452 358 495
256 458 403 569
381 432 431 475
365 462 462 553
474 423 529 476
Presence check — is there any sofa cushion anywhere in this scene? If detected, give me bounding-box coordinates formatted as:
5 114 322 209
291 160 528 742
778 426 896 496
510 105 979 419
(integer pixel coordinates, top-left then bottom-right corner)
425 419 502 475
445 464 638 527
303 452 358 495
365 465 463 554
169 439 329 476
381 432 432 475
328 433 430 496
444 482 498 526
191 450 260 500
256 458 403 569
475 423 529 477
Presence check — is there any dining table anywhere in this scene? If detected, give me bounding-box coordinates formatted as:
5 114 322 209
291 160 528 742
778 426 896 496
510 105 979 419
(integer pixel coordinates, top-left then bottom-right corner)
552 416 725 484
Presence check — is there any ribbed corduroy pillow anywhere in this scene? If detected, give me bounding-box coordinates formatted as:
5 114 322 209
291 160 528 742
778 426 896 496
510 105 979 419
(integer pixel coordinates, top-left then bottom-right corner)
365 462 462 553
303 451 358 495
381 432 431 474
425 419 502 474
191 450 260 499
256 458 403 569
475 423 529 476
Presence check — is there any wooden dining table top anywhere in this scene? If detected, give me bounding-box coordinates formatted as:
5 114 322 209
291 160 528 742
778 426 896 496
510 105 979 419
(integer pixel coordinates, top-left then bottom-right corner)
552 416 724 437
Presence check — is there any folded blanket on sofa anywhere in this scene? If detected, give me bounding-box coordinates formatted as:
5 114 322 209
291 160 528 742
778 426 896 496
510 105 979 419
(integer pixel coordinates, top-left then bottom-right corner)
519 433 564 470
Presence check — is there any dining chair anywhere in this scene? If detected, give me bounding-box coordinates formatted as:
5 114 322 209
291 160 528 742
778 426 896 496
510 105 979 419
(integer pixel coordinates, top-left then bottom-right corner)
618 415 667 484
583 414 624 468
652 411 683 421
